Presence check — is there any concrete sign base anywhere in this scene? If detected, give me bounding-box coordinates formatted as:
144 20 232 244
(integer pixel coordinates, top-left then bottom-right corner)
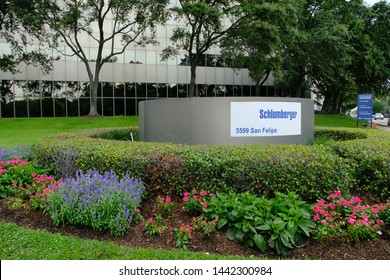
139 97 314 145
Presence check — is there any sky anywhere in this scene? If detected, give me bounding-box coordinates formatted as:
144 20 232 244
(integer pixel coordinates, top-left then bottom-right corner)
364 0 388 5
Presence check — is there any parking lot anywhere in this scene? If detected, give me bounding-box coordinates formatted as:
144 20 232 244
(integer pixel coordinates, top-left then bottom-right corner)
373 118 390 131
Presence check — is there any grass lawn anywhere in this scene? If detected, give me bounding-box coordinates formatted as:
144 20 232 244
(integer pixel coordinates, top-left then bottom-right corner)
0 116 138 148
314 113 360 128
0 114 360 148
0 222 248 260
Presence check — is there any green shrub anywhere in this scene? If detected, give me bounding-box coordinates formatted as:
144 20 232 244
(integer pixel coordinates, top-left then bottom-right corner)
32 127 390 202
91 127 139 141
203 191 315 256
331 136 390 200
314 127 368 142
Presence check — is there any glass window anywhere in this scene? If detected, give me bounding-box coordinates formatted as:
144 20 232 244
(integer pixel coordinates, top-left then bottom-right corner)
125 83 136 97
135 50 146 64
125 98 136 116
157 84 168 98
136 83 147 97
114 83 125 98
178 84 187 98
147 83 157 98
54 98 66 117
168 84 177 98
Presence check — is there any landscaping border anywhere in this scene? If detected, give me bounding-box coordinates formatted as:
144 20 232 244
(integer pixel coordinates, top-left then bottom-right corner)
32 127 390 201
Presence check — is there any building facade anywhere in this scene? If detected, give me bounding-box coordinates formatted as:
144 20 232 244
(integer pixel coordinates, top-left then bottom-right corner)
0 1 301 118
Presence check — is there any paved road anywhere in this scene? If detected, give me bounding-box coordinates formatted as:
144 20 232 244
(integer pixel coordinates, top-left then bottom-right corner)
373 118 390 131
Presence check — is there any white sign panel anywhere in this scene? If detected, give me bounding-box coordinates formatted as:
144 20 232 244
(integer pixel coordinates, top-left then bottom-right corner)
230 102 301 137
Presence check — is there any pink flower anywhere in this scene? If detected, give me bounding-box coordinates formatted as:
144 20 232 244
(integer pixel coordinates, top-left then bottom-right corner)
319 209 327 215
334 190 341 198
183 197 189 202
200 191 207 196
12 181 18 186
343 200 351 207
32 172 37 177
166 197 171 203
313 214 320 221
321 220 328 225
318 199 326 206
147 217 153 223
202 203 208 208
353 197 361 204
183 192 190 197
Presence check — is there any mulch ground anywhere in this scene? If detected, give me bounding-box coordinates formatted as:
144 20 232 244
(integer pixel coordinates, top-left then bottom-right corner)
1 197 390 260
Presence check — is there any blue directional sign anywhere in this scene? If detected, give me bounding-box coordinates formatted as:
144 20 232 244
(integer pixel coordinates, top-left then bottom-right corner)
357 93 373 121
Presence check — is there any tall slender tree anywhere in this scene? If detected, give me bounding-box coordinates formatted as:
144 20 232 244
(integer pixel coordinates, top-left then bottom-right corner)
161 0 243 97
23 0 168 116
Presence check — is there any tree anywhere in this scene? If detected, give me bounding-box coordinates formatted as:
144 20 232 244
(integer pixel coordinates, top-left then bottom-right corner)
220 0 297 96
24 0 168 116
0 0 51 73
361 0 390 98
161 0 243 98
276 0 389 113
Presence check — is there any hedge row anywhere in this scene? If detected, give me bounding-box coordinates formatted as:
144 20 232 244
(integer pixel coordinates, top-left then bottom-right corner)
31 127 390 202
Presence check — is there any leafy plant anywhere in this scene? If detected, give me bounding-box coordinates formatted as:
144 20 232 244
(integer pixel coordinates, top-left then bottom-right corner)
172 223 193 250
191 216 218 237
203 191 315 256
141 217 167 236
44 170 145 237
156 195 173 214
182 189 212 215
378 201 390 226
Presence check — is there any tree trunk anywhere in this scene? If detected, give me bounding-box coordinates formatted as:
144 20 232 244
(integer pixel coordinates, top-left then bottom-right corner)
255 79 261 96
189 63 197 98
88 80 99 116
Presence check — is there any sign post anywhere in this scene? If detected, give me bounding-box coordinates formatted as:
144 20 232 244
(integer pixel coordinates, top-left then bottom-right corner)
357 93 373 128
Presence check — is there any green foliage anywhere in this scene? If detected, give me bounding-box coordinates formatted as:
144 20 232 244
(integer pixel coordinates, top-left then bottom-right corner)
172 223 193 250
378 202 390 226
32 127 390 202
314 127 368 142
92 127 139 141
203 191 315 256
331 136 390 200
